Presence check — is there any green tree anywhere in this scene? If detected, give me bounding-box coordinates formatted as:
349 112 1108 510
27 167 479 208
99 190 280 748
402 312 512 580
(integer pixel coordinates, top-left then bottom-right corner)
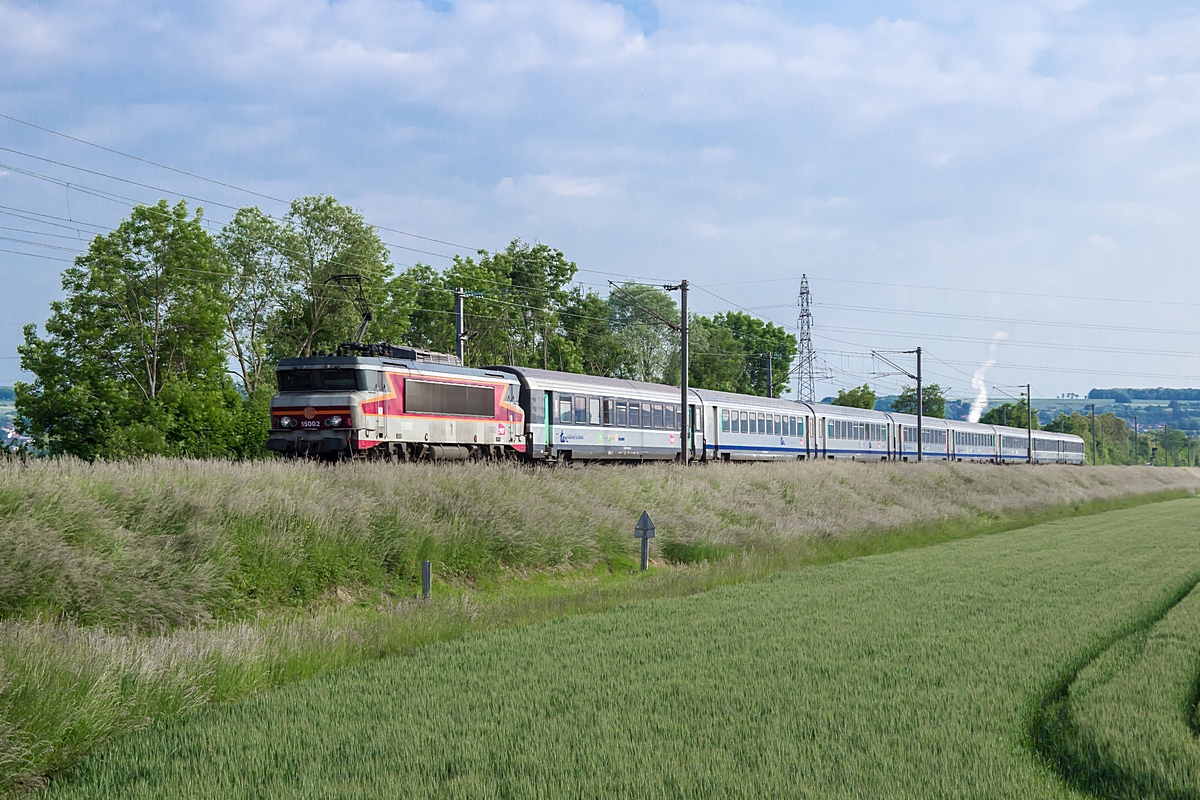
16 200 240 459
609 283 679 384
706 312 797 397
833 384 877 409
267 196 391 359
678 312 797 397
397 240 579 369
688 315 745 393
980 400 1039 430
561 289 625 377
218 207 287 400
892 383 947 418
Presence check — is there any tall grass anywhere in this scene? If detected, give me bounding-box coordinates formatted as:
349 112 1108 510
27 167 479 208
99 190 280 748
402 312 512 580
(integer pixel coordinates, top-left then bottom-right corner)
38 498 1200 799
3 458 1198 630
3 458 1200 794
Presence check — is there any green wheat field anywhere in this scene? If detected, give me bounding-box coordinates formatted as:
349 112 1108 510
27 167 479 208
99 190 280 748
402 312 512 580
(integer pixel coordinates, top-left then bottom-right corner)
40 497 1200 799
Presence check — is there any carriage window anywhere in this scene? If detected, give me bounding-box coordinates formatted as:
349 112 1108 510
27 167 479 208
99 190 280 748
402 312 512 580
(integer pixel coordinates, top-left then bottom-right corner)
750 414 758 435
616 400 627 427
664 405 675 430
641 402 652 428
721 409 730 432
799 418 805 437
603 399 614 426
765 416 773 436
740 411 748 433
652 403 664 429
559 396 572 424
628 400 640 428
573 396 587 424
589 397 601 425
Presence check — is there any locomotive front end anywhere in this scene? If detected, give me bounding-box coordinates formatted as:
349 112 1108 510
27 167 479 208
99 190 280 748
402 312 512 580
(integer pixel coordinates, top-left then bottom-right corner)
267 358 373 458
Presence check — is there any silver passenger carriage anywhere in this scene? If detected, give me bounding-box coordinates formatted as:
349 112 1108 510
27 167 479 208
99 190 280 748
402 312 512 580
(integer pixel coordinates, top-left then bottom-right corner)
690 389 815 461
495 367 689 463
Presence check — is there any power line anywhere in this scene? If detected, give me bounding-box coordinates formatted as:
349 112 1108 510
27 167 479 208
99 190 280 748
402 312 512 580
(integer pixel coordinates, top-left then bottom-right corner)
814 340 1200 382
708 274 1200 310
0 151 460 260
818 323 1200 360
0 112 478 251
0 205 109 232
806 302 1200 339
0 246 71 262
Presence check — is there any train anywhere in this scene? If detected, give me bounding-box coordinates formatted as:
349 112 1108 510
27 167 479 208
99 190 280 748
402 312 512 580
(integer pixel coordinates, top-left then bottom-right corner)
266 343 1085 465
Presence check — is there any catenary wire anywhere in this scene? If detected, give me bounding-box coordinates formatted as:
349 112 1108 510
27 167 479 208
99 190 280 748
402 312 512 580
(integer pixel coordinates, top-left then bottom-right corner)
0 112 478 251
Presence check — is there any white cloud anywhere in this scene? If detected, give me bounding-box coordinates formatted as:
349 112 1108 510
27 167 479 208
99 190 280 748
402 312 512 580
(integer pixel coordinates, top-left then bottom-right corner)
3 1 1200 393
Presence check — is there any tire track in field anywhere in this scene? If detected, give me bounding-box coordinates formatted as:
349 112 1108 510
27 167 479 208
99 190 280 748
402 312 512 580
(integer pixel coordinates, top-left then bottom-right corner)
1028 571 1200 800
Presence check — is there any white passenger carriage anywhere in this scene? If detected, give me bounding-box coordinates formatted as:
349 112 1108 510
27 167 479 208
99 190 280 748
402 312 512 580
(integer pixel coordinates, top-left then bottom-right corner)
809 403 899 461
496 367 689 463
690 389 814 461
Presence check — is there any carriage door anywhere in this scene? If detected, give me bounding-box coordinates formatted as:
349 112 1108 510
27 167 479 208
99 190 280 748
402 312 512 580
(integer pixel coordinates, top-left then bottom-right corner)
819 417 826 457
688 404 697 460
544 392 552 449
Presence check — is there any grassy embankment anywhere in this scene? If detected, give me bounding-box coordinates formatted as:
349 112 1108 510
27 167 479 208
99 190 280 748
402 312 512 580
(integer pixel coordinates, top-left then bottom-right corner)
2 458 1200 793
39 497 1200 798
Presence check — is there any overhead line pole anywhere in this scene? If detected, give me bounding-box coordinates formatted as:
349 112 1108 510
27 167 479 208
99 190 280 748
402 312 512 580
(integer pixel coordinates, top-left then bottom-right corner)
1091 403 1097 465
662 280 689 464
1026 384 1033 464
454 288 465 365
682 280 688 464
916 347 923 464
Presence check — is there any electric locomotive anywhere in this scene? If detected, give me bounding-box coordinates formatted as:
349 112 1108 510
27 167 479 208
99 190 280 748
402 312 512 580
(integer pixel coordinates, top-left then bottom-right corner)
267 343 525 460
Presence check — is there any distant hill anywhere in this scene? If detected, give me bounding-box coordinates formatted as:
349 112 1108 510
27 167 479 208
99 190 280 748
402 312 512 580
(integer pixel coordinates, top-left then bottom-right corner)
0 386 14 403
1089 388 1200 402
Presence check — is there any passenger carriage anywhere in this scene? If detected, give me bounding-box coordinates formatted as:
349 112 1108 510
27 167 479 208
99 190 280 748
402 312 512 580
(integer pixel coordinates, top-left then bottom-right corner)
690 389 813 461
494 367 687 463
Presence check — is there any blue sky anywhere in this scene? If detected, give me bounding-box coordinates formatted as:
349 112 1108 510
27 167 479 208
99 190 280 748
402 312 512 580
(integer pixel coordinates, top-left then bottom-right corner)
2 0 1199 401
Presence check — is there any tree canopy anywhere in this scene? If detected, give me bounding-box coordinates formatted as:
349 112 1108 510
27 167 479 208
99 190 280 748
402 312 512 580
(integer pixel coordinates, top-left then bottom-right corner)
979 400 1039 430
17 200 245 459
891 384 946 418
832 384 877 409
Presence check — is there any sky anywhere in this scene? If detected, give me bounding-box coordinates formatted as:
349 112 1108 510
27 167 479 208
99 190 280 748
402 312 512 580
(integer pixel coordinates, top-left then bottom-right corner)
2 0 1199 402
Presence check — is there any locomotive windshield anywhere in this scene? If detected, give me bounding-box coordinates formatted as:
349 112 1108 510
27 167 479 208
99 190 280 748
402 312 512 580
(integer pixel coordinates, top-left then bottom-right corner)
277 368 379 392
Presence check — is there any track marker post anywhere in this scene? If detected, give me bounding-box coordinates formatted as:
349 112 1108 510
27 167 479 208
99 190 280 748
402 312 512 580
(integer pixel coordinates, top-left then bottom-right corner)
635 511 656 571
421 560 432 600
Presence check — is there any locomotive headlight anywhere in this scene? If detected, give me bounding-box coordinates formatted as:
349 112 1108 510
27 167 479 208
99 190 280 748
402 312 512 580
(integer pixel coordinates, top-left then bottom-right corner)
330 415 343 427
279 416 294 428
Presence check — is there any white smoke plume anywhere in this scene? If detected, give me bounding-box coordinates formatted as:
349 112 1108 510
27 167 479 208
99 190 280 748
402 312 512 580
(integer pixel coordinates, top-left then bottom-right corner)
968 332 1009 423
